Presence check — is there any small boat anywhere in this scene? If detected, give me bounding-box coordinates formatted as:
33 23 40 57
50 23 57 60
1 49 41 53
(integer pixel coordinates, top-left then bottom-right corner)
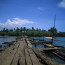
44 44 54 48
44 43 64 48
42 37 53 39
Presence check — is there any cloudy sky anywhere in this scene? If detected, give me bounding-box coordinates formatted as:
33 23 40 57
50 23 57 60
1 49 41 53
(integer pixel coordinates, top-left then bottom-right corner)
0 0 65 32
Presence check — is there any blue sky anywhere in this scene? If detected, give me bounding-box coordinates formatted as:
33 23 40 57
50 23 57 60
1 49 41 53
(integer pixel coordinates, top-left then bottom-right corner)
0 0 65 32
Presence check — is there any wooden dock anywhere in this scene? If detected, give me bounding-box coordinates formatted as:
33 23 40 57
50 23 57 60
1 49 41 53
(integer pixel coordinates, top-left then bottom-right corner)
0 36 65 65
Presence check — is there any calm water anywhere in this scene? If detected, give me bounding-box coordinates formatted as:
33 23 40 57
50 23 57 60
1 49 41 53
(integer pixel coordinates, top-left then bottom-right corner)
31 37 65 47
32 44 45 48
45 52 65 64
0 36 17 49
53 37 65 47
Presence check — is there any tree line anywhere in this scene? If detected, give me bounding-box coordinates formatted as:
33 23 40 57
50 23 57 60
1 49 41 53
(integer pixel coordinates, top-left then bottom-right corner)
0 27 65 37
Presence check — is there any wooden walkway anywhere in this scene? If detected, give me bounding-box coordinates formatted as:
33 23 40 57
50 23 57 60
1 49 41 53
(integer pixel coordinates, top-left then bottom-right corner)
0 36 65 65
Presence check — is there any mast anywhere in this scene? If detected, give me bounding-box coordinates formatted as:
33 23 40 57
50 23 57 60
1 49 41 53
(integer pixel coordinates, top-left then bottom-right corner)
53 15 56 36
52 16 56 43
54 15 56 30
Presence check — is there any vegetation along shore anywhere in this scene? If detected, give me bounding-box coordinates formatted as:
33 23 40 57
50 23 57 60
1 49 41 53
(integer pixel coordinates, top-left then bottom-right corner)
0 27 65 37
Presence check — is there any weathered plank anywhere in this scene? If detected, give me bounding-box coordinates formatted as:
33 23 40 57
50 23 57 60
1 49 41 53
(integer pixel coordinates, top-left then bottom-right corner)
32 48 60 65
25 48 32 65
52 51 65 61
11 40 26 65
40 48 64 51
60 64 65 65
26 38 32 48
19 40 26 65
19 48 25 65
10 42 20 65
28 48 43 65
0 42 19 65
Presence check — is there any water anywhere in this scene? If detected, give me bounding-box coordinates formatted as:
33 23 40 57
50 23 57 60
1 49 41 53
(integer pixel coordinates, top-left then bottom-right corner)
45 52 65 64
31 37 65 47
31 37 44 40
0 36 17 49
53 37 65 47
32 44 44 48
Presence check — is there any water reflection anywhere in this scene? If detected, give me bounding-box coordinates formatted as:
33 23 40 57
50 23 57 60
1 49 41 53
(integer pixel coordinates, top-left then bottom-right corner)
45 52 65 64
0 36 17 49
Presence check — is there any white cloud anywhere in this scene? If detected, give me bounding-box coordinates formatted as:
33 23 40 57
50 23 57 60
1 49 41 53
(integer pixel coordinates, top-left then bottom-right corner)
37 7 43 11
0 18 34 29
58 0 65 8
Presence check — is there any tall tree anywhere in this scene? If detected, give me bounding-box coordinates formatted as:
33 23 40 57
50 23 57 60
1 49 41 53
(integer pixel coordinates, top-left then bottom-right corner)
32 27 34 30
20 27 23 32
23 27 26 34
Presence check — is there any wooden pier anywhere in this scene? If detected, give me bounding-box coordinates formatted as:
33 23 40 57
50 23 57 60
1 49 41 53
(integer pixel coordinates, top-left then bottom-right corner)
0 36 65 65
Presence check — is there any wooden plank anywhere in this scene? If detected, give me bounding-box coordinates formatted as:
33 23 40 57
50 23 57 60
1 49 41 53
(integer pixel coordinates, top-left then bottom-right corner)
52 52 65 61
32 48 60 65
19 38 32 65
26 38 32 48
41 48 64 51
0 42 19 65
19 40 26 65
19 48 25 65
55 50 65 57
28 48 43 65
10 44 20 65
60 64 65 65
11 40 26 65
25 48 32 65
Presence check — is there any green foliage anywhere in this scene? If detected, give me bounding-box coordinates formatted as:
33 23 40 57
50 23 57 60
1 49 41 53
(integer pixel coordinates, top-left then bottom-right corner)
56 32 65 37
26 29 53 37
0 27 65 37
48 27 57 36
32 27 34 30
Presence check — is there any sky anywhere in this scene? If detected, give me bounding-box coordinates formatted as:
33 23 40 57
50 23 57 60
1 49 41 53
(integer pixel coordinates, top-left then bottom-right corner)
0 0 65 32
